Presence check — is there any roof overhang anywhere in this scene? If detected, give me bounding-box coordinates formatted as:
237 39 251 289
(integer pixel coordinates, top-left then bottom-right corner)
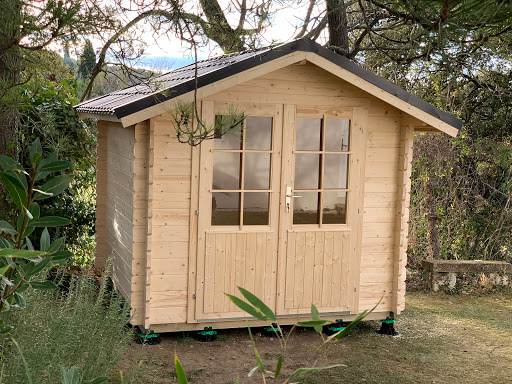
77 39 462 137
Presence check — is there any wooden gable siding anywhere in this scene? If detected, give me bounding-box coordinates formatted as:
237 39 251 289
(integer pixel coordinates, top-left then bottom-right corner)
137 62 411 325
95 121 135 301
206 62 401 314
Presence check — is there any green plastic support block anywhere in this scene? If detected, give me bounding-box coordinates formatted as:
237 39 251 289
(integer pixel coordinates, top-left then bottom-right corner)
380 319 396 324
198 330 217 336
328 326 346 332
138 333 160 339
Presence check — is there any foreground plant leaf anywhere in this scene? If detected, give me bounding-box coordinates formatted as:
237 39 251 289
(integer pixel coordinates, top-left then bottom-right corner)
238 286 277 322
225 293 268 321
0 249 46 258
174 354 188 384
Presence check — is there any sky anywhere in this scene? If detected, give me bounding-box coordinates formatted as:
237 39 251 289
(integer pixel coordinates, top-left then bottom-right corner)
76 0 327 70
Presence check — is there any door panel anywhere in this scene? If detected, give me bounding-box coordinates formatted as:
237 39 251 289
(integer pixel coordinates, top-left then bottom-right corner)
203 232 275 315
284 231 351 311
195 102 282 320
277 106 367 316
195 102 366 321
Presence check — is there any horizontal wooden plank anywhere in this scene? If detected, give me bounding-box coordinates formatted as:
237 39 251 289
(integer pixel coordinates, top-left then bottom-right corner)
368 99 401 117
367 132 401 148
151 274 188 292
362 223 395 240
151 241 189 259
364 192 397 208
367 148 400 163
363 207 397 223
365 162 398 178
152 209 190 226
154 140 192 159
152 258 188 275
360 252 394 268
209 91 370 108
152 226 190 242
150 290 187 307
153 159 192 176
360 267 394 284
154 176 191 193
367 119 401 134
150 307 187 324
365 178 399 193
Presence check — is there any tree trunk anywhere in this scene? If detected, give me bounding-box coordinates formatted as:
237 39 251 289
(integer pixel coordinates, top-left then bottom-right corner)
0 0 21 158
326 0 349 55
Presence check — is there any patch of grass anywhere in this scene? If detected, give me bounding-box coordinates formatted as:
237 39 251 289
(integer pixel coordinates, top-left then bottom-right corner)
303 292 512 384
177 334 195 344
216 334 229 342
0 269 134 384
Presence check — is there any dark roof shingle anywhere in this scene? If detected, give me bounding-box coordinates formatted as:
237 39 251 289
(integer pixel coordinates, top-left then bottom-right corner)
75 39 462 130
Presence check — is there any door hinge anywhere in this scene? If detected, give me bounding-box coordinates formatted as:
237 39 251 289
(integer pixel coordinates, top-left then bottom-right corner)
195 210 199 216
193 293 196 299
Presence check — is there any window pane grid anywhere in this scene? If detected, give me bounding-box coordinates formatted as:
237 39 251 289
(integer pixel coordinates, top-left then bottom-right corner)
212 116 273 227
293 117 350 226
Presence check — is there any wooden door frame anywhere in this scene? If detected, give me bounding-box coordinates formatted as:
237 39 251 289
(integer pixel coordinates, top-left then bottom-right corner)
276 105 368 315
193 101 284 321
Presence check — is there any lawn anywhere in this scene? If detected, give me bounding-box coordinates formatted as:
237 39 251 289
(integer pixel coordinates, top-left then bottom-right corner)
116 292 512 383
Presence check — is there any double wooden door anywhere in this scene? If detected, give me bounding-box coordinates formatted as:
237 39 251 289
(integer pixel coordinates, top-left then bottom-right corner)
194 101 366 321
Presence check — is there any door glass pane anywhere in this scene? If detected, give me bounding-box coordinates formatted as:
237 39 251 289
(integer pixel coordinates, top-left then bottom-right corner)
245 116 272 150
294 154 320 190
244 153 270 190
212 192 240 225
243 192 269 225
296 118 322 151
322 191 347 224
214 115 243 150
325 119 350 152
324 154 348 189
293 192 320 224
213 152 241 190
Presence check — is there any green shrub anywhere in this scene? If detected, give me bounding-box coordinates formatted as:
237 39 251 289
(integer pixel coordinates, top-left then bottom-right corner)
0 270 133 384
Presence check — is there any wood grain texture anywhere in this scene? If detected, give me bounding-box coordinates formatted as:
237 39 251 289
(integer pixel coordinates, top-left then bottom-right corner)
392 122 414 313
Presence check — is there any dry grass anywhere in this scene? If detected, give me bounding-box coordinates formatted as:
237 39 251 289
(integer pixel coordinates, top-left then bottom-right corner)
115 292 512 383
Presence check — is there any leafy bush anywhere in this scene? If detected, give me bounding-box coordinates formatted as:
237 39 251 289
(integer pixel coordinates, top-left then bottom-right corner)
16 79 97 267
409 131 512 266
0 140 74 332
0 270 133 384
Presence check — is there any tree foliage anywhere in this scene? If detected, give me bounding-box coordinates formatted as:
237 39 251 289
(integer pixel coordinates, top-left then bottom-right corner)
78 40 96 81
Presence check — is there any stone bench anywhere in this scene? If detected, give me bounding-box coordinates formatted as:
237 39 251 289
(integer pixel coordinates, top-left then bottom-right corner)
421 260 512 291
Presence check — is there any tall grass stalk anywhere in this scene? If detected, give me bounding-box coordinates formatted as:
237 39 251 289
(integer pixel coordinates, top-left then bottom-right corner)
0 269 133 384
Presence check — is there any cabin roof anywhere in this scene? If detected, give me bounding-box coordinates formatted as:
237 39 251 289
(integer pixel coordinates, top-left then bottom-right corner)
75 39 462 132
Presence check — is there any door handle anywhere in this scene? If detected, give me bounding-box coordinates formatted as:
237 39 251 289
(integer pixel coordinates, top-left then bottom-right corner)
285 186 301 213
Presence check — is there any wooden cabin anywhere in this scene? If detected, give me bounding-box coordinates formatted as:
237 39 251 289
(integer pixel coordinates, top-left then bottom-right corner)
76 39 461 332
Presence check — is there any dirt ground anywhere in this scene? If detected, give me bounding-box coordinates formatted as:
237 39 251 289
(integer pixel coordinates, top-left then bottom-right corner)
114 292 512 384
